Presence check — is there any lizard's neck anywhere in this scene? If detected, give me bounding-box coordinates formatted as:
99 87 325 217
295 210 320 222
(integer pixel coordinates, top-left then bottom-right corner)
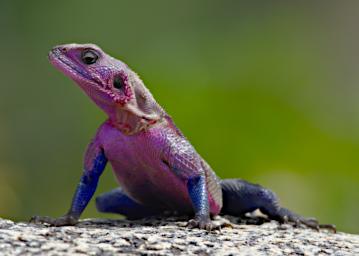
109 107 166 135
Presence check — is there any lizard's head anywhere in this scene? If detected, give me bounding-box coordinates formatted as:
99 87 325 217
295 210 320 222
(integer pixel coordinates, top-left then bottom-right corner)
49 43 164 134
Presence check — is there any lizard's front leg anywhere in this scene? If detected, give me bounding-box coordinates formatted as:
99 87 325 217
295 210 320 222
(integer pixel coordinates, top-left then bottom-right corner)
186 175 213 231
30 140 107 226
162 136 215 231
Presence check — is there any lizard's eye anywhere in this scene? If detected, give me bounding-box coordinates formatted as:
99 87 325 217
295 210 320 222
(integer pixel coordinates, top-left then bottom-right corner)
81 49 98 65
113 75 124 90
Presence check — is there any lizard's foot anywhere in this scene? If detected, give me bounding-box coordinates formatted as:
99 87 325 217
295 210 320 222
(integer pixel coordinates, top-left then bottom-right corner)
187 216 219 231
30 214 78 226
284 216 336 233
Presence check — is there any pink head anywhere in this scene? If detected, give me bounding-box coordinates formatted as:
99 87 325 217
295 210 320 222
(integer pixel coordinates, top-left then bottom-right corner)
49 43 164 134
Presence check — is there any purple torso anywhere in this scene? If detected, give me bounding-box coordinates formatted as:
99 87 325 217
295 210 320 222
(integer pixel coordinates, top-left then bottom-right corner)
95 119 222 215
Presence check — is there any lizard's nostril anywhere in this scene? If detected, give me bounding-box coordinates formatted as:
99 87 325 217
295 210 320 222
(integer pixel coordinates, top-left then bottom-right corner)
52 46 68 53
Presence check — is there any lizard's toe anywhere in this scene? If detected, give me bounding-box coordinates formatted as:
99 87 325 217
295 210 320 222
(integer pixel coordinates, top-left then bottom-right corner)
300 218 336 232
283 216 336 233
187 216 218 231
318 224 337 233
30 215 78 226
300 218 320 231
30 215 53 225
187 218 201 229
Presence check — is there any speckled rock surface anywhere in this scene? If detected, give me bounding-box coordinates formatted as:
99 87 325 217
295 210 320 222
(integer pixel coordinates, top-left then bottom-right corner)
0 216 358 255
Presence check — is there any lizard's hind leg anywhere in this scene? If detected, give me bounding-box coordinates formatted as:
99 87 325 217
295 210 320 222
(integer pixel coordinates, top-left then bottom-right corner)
220 179 279 217
220 179 336 232
96 188 160 220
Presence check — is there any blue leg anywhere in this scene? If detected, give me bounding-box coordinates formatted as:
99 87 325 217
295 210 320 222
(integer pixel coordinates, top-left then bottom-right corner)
220 179 336 232
186 175 213 230
68 151 107 218
30 143 108 226
96 188 160 219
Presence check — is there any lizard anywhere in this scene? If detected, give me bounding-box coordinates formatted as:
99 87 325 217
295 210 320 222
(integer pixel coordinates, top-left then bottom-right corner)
31 43 335 232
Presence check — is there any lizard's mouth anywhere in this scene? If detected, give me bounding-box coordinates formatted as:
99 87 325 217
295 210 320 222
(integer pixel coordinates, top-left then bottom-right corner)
49 48 97 83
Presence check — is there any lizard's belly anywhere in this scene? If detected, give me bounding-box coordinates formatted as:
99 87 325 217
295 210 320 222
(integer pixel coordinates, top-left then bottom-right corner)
100 124 194 212
110 160 193 212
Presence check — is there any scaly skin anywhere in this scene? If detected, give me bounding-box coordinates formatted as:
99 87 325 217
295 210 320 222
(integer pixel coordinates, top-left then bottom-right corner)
30 44 335 232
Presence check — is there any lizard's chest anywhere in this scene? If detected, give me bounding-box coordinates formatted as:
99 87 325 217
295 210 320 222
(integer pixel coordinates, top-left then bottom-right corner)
98 123 192 210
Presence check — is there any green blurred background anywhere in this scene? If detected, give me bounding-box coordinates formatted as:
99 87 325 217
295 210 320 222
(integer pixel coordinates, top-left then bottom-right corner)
1 1 358 233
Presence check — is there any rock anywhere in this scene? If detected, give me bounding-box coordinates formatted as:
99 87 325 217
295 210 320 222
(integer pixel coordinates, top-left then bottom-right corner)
0 216 358 255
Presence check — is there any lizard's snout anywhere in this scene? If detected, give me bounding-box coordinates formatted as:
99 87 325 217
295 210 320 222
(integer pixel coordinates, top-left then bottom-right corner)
52 45 68 53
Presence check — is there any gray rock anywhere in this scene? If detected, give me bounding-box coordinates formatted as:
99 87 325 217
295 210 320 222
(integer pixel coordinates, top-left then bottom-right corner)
0 217 358 255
